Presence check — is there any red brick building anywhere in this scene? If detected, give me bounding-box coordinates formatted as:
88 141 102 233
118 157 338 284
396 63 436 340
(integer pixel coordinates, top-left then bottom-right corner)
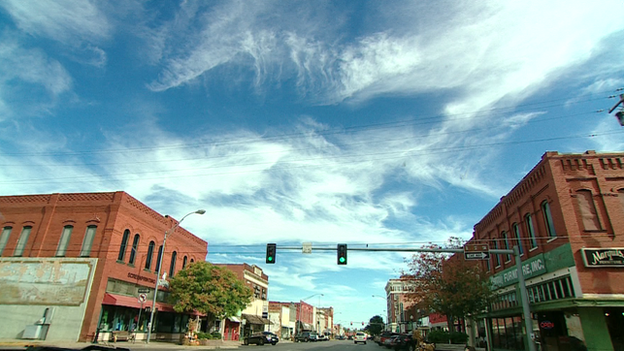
0 191 208 342
214 264 269 340
468 151 624 351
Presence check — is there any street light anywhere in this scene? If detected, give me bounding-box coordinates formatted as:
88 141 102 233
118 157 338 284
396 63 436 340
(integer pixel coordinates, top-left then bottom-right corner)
146 209 205 343
297 293 323 337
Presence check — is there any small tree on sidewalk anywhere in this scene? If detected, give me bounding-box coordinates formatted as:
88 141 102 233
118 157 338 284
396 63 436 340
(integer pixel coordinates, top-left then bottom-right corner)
404 237 493 332
168 261 252 339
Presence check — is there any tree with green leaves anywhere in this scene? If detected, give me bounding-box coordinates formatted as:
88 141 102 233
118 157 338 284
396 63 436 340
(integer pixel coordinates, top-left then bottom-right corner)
404 237 494 332
168 261 253 337
365 315 385 336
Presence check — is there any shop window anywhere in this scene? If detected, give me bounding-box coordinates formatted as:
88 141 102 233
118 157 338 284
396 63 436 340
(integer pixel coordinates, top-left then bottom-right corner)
575 189 601 231
0 226 12 256
80 225 97 257
512 223 523 255
182 255 188 269
155 245 163 273
169 251 177 277
14 226 32 257
527 276 575 303
145 241 155 270
525 214 538 250
55 225 73 257
128 234 140 265
118 229 130 262
541 201 557 239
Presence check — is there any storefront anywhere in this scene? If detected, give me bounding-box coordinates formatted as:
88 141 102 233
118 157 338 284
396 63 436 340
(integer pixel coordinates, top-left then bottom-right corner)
241 314 270 338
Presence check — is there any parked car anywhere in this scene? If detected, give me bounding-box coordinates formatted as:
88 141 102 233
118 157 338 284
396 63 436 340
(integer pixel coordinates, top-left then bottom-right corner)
317 334 328 341
294 331 318 342
336 335 346 340
354 331 367 344
378 332 399 346
243 332 277 346
262 331 279 345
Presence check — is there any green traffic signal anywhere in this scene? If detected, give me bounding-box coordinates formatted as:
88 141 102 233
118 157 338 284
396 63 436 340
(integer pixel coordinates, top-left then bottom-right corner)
266 243 276 264
337 244 347 265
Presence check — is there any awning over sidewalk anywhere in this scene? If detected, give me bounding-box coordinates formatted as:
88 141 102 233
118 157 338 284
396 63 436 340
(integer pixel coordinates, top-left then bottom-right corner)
242 314 270 325
102 293 174 312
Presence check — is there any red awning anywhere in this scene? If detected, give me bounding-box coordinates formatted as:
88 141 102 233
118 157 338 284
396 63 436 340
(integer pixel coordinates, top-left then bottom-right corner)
102 293 174 312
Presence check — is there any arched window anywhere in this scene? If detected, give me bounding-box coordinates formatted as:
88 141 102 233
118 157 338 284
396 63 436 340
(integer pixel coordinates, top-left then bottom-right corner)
118 229 130 262
190 258 194 263
56 225 73 257
80 225 97 257
129 234 140 265
182 255 188 269
155 245 163 272
492 238 500 267
525 214 538 249
502 231 511 262
145 241 155 270
512 223 523 255
576 189 601 231
541 201 557 238
169 251 177 277
0 227 13 257
14 226 32 257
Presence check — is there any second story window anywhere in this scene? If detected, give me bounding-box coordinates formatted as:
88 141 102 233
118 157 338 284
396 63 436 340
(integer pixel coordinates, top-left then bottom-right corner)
0 226 12 257
512 223 523 255
118 229 130 262
525 214 538 250
575 189 601 231
502 231 511 262
169 251 177 277
155 245 163 272
56 225 73 257
492 238 500 267
80 225 97 257
182 255 188 269
128 234 140 265
541 201 557 239
145 241 155 270
14 226 32 257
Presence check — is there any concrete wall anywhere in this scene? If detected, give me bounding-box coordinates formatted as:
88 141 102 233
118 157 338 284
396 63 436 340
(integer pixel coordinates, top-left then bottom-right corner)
0 257 98 341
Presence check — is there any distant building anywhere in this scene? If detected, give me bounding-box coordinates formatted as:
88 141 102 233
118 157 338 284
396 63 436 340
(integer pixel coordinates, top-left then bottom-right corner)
0 191 208 342
466 151 624 351
214 263 270 340
268 301 296 339
384 276 416 333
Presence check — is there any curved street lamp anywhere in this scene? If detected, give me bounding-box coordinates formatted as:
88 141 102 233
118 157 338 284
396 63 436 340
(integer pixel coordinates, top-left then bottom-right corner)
146 209 205 343
297 293 324 337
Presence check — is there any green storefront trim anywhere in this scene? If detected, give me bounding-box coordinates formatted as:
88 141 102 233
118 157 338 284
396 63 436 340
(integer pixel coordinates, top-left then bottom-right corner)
477 298 624 319
490 243 575 289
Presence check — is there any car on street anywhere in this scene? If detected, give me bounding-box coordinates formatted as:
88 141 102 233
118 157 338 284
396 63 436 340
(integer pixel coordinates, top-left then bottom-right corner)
243 331 279 346
354 331 367 344
294 331 318 342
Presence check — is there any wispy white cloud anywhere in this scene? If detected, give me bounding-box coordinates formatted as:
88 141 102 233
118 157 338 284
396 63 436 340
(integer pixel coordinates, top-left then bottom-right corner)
0 0 111 44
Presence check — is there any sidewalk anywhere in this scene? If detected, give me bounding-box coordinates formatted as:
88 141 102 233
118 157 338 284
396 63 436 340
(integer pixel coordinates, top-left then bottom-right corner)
0 340 242 350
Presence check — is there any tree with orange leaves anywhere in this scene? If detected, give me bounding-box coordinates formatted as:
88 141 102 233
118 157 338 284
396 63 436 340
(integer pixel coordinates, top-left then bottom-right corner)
404 237 493 332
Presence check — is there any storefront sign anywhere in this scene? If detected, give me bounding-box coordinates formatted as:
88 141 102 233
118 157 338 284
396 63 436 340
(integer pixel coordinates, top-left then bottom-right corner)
540 321 555 330
581 248 624 267
128 272 156 284
490 254 547 288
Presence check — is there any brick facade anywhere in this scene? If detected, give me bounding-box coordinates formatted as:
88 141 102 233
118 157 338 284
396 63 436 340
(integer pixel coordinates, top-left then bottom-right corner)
468 151 624 351
0 191 208 342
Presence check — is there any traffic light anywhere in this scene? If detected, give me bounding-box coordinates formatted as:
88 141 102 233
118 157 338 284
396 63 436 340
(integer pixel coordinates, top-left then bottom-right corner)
337 244 347 265
266 243 276 264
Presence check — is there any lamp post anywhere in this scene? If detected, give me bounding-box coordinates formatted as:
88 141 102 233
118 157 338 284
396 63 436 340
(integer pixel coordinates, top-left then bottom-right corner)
297 293 323 337
146 209 205 343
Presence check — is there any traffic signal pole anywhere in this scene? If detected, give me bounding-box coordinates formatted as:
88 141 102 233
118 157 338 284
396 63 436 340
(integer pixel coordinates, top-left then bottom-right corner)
271 244 536 351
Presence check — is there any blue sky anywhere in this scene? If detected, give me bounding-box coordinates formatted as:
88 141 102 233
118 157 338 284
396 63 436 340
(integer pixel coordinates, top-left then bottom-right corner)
1 0 624 327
